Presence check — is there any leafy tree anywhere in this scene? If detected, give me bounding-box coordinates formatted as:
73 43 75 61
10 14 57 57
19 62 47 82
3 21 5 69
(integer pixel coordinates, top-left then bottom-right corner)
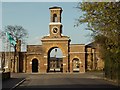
75 2 120 83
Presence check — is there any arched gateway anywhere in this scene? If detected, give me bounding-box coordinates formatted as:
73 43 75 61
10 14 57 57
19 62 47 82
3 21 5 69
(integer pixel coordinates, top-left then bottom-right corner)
25 6 85 73
47 47 63 72
6 6 103 73
41 6 71 73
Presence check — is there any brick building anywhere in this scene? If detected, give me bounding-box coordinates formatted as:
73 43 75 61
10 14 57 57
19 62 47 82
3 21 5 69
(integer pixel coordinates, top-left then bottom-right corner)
0 6 104 73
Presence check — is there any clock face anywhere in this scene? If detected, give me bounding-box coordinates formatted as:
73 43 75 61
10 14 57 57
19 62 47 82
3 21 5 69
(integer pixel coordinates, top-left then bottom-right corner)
53 27 58 33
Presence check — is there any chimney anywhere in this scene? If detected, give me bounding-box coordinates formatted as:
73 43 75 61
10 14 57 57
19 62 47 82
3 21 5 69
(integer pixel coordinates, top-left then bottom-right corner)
16 40 21 52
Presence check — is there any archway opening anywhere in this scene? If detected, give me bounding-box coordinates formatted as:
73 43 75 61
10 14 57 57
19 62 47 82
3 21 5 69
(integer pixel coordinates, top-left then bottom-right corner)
73 58 80 72
53 14 57 22
47 47 63 72
32 59 38 72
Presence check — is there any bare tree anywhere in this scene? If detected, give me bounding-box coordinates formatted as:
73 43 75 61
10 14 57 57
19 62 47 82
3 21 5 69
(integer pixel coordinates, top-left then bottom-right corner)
1 25 28 44
0 25 28 72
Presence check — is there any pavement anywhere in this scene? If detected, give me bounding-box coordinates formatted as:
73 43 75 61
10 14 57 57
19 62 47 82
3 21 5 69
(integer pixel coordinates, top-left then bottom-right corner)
1 72 119 90
2 73 26 90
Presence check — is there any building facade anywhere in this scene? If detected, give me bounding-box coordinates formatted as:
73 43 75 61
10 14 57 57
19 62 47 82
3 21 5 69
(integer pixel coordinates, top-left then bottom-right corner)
0 6 104 73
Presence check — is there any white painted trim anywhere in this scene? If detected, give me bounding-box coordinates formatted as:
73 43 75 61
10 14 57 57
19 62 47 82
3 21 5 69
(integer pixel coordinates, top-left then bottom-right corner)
70 52 85 54
87 52 99 53
73 68 79 71
49 22 62 25
70 44 85 46
44 64 47 65
63 63 66 65
42 42 68 43
50 8 61 10
50 68 54 71
30 62 32 64
61 34 64 36
62 56 66 57
55 68 60 71
41 38 69 41
44 56 47 58
26 53 42 55
4 66 8 69
47 34 50 36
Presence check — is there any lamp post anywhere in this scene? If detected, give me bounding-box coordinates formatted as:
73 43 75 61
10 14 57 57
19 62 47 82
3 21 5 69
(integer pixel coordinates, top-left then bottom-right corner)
55 48 57 58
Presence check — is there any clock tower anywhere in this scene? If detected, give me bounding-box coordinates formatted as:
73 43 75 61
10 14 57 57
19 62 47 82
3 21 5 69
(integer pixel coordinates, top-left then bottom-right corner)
41 6 70 73
49 6 62 38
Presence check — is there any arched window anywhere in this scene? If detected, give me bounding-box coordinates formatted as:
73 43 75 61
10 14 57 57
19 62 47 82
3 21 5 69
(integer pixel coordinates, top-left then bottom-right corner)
53 14 57 22
73 58 80 72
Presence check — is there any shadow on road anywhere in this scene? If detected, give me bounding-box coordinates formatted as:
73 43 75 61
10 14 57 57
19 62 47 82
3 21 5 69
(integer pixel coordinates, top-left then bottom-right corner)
13 78 119 90
13 84 119 90
2 72 119 90
2 78 25 90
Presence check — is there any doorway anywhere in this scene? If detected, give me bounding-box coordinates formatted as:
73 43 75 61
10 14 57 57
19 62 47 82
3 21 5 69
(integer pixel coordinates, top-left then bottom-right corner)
32 59 38 72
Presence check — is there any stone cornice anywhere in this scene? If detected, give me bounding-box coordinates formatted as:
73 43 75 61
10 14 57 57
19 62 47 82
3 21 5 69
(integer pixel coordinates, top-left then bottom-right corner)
70 52 86 54
41 38 70 41
26 52 42 55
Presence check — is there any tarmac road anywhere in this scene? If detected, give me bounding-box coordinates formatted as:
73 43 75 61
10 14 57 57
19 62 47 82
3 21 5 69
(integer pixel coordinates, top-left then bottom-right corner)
11 72 119 89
